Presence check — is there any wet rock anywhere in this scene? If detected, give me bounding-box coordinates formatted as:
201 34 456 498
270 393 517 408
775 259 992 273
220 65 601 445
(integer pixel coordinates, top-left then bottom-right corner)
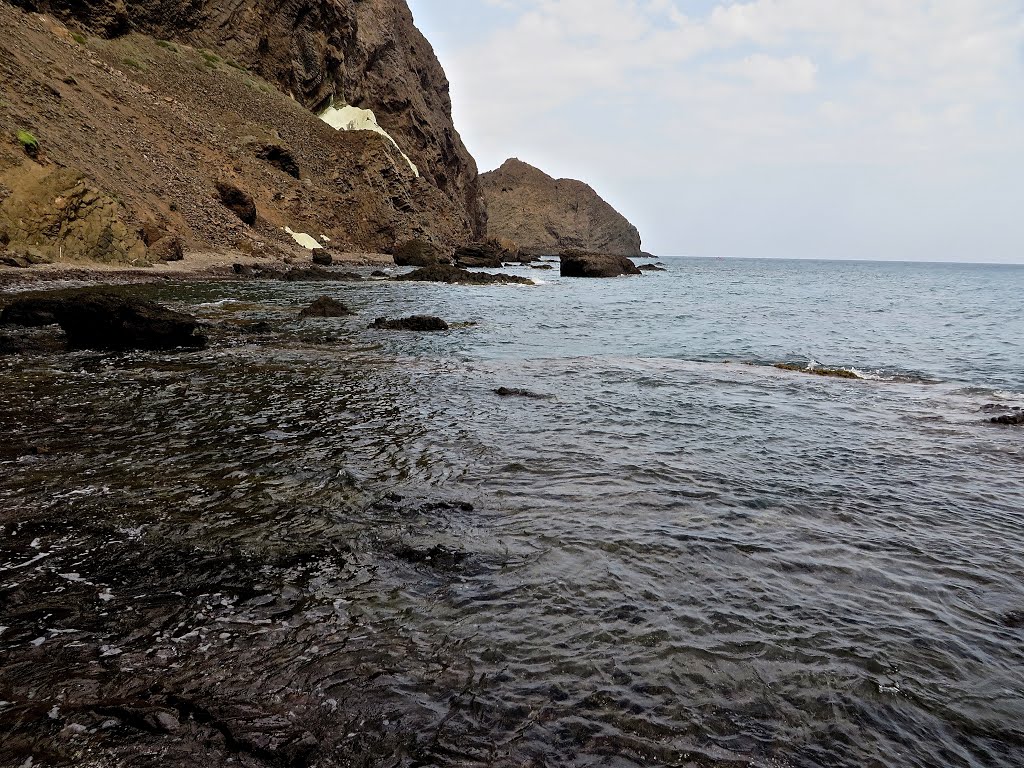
0 288 206 350
1002 610 1024 628
531 264 554 270
559 250 642 278
0 326 65 355
1 246 51 268
774 363 860 380
991 411 1024 426
148 235 184 262
312 251 333 267
370 315 448 332
370 269 389 278
299 296 354 318
239 320 273 334
454 238 518 268
638 263 667 272
495 387 552 399
395 264 533 286
393 238 448 267
215 181 257 225
394 543 468 572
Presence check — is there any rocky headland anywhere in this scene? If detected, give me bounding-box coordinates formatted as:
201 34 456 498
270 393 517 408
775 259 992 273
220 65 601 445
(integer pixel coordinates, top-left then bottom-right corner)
480 157 642 257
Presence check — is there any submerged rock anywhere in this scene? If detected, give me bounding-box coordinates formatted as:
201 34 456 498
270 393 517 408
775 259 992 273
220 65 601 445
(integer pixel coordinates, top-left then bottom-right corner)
560 250 641 278
299 296 354 318
774 363 860 380
370 315 448 332
0 288 206 350
495 387 552 400
991 411 1024 426
395 264 533 286
638 263 667 272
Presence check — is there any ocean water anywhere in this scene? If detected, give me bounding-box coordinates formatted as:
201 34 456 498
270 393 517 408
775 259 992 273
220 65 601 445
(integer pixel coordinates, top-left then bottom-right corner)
1 257 1023 767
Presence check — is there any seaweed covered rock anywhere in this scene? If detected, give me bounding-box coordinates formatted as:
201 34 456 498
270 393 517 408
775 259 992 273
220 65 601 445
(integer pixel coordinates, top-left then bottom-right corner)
559 251 641 278
370 315 448 331
0 288 206 350
395 264 533 286
299 296 354 318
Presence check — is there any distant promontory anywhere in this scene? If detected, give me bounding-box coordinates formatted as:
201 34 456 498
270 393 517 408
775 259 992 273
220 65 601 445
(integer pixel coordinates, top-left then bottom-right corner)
480 158 642 256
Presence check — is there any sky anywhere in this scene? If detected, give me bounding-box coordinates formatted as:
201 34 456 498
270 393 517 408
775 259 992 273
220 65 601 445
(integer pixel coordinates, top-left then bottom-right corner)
405 0 1024 262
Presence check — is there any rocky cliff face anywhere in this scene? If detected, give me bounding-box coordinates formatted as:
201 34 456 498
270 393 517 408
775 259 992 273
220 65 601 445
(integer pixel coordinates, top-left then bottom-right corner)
7 0 485 239
480 158 641 256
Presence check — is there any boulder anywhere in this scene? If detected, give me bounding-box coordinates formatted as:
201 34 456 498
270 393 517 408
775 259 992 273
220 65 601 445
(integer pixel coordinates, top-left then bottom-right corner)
370 315 449 332
559 251 641 278
638 263 666 272
991 410 1024 426
299 296 354 318
312 251 333 267
454 238 518 269
395 264 533 286
215 181 257 225
393 238 448 267
0 288 206 350
148 235 184 262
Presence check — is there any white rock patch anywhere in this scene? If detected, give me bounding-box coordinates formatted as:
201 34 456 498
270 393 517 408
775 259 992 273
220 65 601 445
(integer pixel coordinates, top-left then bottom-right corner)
284 227 324 250
319 104 419 177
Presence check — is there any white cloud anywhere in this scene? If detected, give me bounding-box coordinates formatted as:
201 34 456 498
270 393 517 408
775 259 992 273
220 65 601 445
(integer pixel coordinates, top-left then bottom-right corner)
411 0 1024 260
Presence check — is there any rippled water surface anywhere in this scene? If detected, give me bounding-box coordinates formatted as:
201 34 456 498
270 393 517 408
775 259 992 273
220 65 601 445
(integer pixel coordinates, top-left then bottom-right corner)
1 257 1023 767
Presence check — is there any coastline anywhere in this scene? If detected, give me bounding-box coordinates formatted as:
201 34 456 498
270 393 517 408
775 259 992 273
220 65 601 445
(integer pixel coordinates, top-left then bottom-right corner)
0 250 396 291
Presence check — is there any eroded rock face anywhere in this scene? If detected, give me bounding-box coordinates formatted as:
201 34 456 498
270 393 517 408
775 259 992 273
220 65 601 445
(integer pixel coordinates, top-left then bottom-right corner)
481 158 642 257
0 163 149 265
17 0 486 238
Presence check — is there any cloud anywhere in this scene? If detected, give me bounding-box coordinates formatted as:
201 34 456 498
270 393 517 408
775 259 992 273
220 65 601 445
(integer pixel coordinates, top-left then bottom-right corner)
410 0 1024 260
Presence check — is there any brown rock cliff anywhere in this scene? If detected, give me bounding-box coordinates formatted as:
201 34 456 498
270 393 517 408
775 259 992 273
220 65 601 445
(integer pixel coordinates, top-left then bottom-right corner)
481 158 641 256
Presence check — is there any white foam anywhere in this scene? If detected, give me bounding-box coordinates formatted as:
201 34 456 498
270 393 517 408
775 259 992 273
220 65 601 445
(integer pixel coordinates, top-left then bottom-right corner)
284 227 324 251
319 104 419 177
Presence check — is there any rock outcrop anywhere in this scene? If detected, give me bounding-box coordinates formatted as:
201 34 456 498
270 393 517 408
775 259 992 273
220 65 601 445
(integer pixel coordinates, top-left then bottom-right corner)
559 251 641 278
394 264 533 286
0 288 207 350
480 158 641 257
9 0 485 240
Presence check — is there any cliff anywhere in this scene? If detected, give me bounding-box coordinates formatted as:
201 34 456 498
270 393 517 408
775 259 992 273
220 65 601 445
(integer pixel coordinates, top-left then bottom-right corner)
480 158 641 256
0 0 483 265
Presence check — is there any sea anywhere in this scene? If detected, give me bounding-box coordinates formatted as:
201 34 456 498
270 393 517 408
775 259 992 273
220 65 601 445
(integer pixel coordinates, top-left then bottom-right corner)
1 256 1023 767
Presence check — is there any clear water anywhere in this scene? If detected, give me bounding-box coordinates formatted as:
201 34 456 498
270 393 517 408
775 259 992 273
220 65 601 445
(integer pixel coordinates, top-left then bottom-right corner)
1 257 1023 767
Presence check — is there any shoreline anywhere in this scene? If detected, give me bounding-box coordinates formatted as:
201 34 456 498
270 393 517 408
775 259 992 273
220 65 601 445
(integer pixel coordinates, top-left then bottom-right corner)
0 249 396 291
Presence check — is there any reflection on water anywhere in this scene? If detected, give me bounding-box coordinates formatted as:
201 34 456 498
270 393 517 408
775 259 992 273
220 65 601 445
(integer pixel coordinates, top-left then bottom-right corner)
1 259 1024 767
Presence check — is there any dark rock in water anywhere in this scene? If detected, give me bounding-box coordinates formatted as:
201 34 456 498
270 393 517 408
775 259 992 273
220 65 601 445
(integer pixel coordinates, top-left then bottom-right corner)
1002 610 1024 628
638 263 667 272
281 266 361 282
312 251 333 267
393 238 449 267
531 264 554 270
370 315 448 332
239 320 273 334
560 250 641 278
215 181 257 225
395 264 533 286
495 387 552 400
0 288 206 350
370 269 389 278
775 363 860 380
253 142 300 179
394 543 468 572
0 327 66 355
991 411 1024 426
454 238 519 268
232 262 255 276
300 296 354 318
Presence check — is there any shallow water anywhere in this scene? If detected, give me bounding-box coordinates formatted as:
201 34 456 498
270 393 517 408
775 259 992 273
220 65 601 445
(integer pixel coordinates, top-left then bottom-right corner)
1 257 1023 767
